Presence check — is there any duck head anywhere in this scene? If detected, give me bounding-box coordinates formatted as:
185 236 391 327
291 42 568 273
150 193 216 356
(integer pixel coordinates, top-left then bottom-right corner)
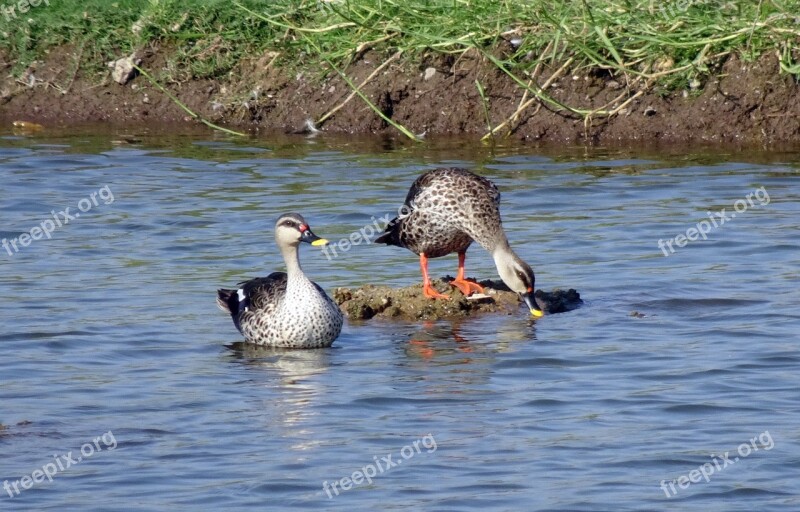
494 248 543 318
275 213 329 247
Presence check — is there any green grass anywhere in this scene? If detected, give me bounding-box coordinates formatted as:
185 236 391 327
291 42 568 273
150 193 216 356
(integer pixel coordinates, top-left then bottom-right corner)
3 1 798 79
1 0 798 122
0 0 278 78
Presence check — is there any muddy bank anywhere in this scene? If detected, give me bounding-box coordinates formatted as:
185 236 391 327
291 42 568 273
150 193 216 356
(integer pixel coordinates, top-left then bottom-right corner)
334 277 582 321
2 44 800 145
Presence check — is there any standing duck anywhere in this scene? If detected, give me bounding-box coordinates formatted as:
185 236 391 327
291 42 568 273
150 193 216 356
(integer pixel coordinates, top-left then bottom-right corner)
216 213 344 348
375 167 543 317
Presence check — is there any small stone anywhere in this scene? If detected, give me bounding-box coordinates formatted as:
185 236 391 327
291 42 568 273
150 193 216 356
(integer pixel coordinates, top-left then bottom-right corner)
423 67 436 81
108 53 141 85
655 57 674 72
644 106 657 116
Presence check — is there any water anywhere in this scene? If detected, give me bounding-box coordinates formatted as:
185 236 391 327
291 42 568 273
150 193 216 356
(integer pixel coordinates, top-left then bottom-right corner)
1 129 798 511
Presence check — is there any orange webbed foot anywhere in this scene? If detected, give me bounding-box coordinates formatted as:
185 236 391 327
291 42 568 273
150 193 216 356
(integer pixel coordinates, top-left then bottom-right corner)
450 278 485 297
423 282 450 300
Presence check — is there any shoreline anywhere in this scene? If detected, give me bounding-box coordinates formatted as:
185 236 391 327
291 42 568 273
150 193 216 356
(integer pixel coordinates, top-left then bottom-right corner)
2 2 799 145
3 48 799 145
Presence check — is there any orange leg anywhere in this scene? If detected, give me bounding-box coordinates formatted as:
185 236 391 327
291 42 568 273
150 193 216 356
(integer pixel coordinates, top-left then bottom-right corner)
420 253 449 299
450 252 485 296
409 339 435 358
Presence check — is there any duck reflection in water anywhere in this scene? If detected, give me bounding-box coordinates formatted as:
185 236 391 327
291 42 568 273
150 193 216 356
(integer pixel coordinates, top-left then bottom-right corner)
402 316 537 360
225 343 332 442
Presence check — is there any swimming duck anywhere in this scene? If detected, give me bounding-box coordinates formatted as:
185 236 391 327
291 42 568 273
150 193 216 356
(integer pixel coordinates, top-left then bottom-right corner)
375 167 543 317
216 213 344 348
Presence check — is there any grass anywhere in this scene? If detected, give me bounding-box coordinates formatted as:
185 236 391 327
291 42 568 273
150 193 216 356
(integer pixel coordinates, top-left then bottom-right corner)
3 1 798 80
1 0 798 135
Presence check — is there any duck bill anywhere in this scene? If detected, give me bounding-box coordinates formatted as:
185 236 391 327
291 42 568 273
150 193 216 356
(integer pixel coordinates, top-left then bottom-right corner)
522 292 544 318
300 229 329 246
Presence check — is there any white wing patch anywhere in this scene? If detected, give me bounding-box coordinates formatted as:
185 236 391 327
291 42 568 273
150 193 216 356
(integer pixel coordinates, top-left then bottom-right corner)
237 288 249 312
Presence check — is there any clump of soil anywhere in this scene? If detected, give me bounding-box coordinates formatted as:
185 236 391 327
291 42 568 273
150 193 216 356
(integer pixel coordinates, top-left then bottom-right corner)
334 276 582 321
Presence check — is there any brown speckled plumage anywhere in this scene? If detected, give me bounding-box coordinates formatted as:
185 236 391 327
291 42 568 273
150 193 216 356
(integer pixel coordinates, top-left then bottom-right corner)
376 167 507 256
217 213 343 348
376 168 543 315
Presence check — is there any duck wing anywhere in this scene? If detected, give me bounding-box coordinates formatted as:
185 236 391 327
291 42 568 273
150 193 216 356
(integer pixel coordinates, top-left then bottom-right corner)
216 272 288 318
374 171 439 246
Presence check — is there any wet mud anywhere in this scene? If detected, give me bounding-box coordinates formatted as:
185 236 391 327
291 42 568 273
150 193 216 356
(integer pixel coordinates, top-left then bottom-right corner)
334 276 582 321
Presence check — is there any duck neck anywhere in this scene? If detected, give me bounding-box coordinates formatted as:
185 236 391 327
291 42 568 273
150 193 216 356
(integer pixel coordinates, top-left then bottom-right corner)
490 237 514 261
280 243 304 280
474 224 508 254
491 240 522 289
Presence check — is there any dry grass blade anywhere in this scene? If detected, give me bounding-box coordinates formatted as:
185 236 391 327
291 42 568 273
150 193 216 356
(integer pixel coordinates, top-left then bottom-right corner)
133 64 247 137
317 50 403 126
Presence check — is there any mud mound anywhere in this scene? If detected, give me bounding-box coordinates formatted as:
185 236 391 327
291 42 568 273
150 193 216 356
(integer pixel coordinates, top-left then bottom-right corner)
334 277 582 321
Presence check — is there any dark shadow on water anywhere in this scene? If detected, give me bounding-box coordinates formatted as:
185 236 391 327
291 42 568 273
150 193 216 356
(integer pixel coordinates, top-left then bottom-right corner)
5 124 800 167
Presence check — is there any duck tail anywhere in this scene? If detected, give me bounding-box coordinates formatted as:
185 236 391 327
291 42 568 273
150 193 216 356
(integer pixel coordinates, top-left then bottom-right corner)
374 216 401 246
216 288 238 314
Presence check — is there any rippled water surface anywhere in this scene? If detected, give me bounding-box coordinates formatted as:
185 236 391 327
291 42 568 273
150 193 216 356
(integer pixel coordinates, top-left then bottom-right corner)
1 129 799 511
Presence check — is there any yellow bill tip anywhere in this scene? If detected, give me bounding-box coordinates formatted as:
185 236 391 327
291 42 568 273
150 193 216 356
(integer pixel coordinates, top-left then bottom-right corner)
530 308 544 318
311 238 329 247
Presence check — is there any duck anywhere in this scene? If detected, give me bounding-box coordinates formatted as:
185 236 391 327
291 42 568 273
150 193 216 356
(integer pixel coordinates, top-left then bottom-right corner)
216 213 344 348
375 167 543 317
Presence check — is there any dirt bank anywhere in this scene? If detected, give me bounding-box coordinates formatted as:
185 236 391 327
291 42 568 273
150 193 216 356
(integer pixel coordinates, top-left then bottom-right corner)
334 277 582 321
2 44 799 145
